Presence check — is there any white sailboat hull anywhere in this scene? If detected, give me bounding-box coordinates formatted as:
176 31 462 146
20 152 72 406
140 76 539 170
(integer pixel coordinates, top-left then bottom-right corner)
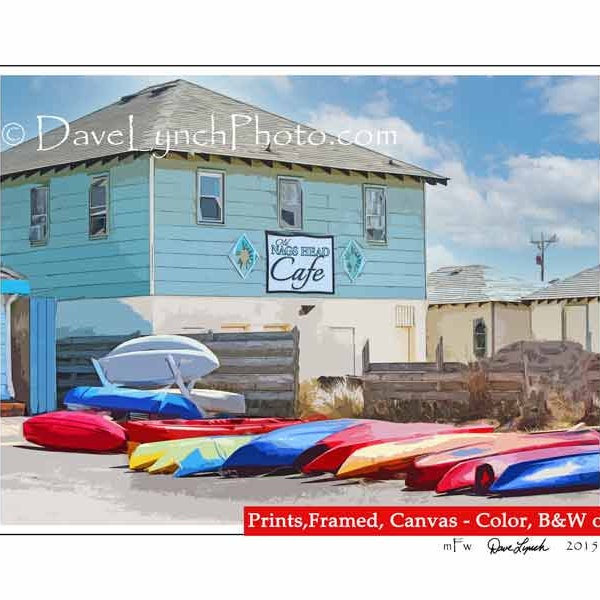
98 336 219 386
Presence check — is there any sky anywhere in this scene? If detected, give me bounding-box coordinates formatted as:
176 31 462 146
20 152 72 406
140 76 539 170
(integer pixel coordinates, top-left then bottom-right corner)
1 74 599 282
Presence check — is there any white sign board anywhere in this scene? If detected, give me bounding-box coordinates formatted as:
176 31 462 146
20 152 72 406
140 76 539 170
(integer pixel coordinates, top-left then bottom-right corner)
265 231 335 294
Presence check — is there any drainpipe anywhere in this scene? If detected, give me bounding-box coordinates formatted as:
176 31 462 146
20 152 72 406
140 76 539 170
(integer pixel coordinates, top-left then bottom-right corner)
585 302 591 351
490 302 496 356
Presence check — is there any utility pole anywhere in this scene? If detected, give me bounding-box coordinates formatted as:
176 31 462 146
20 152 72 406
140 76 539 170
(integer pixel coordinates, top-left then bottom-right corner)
530 232 558 282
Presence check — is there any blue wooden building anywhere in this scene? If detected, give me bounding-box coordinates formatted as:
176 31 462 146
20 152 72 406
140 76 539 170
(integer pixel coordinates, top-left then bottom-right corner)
0 79 447 379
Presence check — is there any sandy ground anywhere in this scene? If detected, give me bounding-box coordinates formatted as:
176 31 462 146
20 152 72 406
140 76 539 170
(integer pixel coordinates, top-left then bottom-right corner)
1 417 598 525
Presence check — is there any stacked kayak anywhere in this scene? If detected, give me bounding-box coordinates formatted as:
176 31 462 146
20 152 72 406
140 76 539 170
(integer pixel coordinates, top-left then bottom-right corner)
124 417 307 445
222 419 363 476
65 386 203 420
488 451 600 495
405 430 600 490
23 411 127 453
298 421 496 475
436 444 599 494
129 435 255 475
336 432 499 479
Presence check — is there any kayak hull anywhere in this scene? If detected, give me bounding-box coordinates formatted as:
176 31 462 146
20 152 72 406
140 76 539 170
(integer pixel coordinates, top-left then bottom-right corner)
299 422 495 475
336 433 498 479
23 411 127 453
124 417 305 444
489 452 600 495
99 335 219 386
436 444 599 494
65 386 202 419
406 431 600 490
174 436 256 477
129 435 254 474
222 419 362 475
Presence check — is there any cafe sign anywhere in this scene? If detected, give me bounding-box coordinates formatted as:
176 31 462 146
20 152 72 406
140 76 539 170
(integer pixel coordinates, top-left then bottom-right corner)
265 231 335 294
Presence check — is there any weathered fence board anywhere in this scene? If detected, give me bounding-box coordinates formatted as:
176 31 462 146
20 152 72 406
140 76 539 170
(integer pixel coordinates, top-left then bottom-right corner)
363 338 599 427
56 329 300 417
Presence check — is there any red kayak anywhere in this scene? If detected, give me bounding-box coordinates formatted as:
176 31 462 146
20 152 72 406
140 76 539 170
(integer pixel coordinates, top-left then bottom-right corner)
299 421 496 475
23 411 127 453
405 430 600 490
124 417 308 444
436 443 599 495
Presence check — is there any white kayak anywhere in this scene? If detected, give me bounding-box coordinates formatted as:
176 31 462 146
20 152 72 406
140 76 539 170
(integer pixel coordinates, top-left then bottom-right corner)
173 388 246 415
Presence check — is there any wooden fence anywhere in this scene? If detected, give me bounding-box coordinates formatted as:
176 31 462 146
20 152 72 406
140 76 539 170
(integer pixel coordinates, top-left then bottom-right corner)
362 338 479 422
362 338 599 426
57 329 300 417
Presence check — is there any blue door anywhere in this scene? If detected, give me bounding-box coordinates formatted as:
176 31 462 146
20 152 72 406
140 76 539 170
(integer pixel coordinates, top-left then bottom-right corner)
0 302 10 400
30 297 57 414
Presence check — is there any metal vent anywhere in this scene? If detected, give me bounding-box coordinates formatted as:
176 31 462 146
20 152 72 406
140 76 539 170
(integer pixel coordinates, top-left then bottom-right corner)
395 304 415 327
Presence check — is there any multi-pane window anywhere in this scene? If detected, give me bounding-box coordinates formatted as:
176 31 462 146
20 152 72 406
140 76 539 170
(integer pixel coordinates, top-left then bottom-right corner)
197 171 224 224
29 186 49 244
364 185 387 243
473 318 487 358
89 174 109 238
278 177 303 229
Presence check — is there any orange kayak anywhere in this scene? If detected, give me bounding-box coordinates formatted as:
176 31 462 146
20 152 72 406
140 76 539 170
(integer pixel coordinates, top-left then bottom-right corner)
336 433 498 479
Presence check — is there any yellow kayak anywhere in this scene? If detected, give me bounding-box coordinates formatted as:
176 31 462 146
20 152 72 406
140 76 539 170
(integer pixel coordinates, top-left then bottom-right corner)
130 435 254 474
336 433 498 479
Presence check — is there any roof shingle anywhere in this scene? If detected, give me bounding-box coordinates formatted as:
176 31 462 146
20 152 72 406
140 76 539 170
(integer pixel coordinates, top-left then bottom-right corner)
427 265 542 304
1 79 447 183
524 265 600 300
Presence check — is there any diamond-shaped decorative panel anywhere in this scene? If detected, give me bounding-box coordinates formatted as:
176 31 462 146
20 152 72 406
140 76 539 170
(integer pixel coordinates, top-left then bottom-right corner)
342 240 366 282
229 234 259 279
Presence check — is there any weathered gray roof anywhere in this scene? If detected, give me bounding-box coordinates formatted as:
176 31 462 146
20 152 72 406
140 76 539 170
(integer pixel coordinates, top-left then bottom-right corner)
524 265 600 301
428 265 542 304
1 79 447 183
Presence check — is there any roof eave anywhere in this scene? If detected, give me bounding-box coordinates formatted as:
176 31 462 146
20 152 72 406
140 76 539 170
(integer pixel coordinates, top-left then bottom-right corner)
2 147 449 185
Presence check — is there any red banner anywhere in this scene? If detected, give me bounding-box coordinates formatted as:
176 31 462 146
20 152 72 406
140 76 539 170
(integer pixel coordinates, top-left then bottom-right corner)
244 506 600 536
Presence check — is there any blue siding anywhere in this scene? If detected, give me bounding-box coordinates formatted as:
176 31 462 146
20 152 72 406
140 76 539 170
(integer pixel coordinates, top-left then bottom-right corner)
0 303 9 400
154 159 426 299
0 156 150 299
29 297 57 414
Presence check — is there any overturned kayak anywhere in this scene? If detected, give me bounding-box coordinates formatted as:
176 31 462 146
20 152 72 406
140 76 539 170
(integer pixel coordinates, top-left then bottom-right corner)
174 436 256 477
23 411 127 453
489 451 600 495
336 433 498 479
125 418 306 445
130 436 212 472
130 435 254 474
124 417 306 445
299 421 495 475
436 444 598 494
222 419 362 476
65 386 203 419
406 430 600 490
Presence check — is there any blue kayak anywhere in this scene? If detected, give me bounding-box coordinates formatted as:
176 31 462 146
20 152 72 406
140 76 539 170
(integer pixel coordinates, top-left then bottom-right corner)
221 419 362 475
173 435 256 478
64 386 202 419
489 451 600 495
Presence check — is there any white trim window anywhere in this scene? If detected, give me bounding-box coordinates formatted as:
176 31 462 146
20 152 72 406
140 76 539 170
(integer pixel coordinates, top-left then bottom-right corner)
29 186 49 245
278 177 303 229
197 171 224 224
89 174 109 238
364 185 387 243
